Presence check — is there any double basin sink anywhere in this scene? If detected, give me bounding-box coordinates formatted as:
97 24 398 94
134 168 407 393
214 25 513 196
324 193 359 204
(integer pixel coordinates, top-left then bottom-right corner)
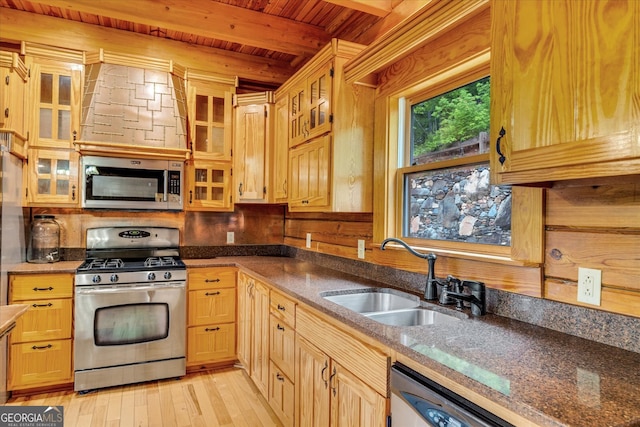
322 288 465 327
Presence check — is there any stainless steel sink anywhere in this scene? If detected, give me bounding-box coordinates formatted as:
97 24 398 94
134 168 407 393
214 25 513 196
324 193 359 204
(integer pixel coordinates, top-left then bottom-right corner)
322 288 420 313
365 307 462 326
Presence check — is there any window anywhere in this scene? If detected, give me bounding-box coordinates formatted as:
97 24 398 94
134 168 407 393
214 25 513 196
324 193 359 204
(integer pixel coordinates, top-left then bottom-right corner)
397 76 512 248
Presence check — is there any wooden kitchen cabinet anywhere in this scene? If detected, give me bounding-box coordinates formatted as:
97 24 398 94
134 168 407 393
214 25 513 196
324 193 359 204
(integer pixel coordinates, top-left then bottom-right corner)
186 75 235 161
295 306 388 427
273 93 289 202
184 159 233 211
276 39 375 212
268 290 296 427
186 267 237 368
0 51 29 140
288 134 330 210
490 0 640 184
25 148 79 206
237 271 270 397
233 92 273 203
8 273 74 391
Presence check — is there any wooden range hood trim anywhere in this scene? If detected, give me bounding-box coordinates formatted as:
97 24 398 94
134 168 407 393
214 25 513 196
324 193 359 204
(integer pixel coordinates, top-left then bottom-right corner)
74 141 190 161
343 0 489 85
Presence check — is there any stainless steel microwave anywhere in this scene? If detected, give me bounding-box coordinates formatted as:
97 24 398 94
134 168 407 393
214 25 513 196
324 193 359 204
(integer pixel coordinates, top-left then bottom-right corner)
81 156 183 210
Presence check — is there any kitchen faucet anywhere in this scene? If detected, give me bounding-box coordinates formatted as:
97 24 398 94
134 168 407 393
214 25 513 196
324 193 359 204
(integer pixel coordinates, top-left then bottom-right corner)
441 280 487 316
380 238 442 301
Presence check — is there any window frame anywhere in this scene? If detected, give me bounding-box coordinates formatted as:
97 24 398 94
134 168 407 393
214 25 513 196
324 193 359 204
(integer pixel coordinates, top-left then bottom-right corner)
377 60 542 266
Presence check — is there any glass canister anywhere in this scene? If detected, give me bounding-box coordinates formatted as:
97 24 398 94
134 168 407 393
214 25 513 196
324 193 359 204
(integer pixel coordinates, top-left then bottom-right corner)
27 214 60 263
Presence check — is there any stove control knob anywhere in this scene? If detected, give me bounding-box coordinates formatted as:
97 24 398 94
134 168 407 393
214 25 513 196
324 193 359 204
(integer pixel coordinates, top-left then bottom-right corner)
164 271 172 280
92 275 102 284
110 274 119 283
147 272 156 281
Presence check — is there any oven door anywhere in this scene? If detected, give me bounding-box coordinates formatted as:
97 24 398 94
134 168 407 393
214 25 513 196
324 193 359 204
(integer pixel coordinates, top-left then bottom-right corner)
74 281 186 371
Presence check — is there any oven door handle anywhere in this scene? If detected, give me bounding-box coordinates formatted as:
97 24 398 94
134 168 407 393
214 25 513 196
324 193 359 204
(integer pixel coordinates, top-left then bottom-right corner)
75 282 185 294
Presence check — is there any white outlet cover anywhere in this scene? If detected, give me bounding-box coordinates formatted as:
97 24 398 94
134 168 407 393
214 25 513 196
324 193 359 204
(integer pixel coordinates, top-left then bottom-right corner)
577 267 601 306
357 239 365 259
306 233 312 248
227 231 235 244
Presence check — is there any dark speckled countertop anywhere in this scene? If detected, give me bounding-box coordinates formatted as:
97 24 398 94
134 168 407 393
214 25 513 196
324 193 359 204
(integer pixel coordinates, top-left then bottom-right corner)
11 257 640 426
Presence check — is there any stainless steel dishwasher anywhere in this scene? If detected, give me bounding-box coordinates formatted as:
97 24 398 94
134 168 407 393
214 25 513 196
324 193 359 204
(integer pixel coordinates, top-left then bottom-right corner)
391 363 514 427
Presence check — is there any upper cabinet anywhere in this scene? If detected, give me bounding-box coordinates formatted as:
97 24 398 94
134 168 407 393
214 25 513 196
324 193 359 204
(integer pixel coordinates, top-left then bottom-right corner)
273 93 289 203
490 0 640 185
277 39 375 213
233 92 274 204
0 51 29 142
186 73 236 161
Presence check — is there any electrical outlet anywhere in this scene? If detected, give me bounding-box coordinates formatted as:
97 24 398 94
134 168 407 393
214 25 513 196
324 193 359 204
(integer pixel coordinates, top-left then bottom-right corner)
226 231 235 244
306 233 311 248
357 239 365 259
577 267 601 306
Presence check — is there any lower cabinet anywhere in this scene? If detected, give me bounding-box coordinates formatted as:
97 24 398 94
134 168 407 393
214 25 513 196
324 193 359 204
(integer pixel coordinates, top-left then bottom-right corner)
186 267 237 368
8 273 74 391
237 271 270 396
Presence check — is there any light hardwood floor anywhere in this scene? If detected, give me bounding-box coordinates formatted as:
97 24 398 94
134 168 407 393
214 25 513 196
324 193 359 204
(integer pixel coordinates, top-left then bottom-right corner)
5 367 283 427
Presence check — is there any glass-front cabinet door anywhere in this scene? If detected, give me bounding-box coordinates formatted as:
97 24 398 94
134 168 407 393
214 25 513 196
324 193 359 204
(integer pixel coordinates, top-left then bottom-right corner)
26 148 79 206
306 63 332 141
28 59 82 149
185 160 232 211
187 80 233 160
288 84 306 148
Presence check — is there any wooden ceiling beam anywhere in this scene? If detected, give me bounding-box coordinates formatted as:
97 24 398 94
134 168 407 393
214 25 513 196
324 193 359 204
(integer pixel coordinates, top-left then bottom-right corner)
0 8 294 85
25 0 332 58
323 0 393 17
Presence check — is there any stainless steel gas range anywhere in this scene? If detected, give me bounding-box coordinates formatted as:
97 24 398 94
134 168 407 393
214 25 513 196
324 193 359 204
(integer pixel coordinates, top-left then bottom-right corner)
74 227 186 392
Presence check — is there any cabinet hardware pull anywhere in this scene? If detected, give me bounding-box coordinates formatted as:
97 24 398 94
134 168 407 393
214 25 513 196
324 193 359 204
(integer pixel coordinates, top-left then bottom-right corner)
205 291 221 296
189 190 193 204
205 327 220 332
238 182 243 196
72 185 76 201
32 344 53 350
329 367 337 396
277 304 285 311
276 373 285 382
32 287 53 291
32 303 53 308
4 75 8 85
73 130 77 141
496 126 506 165
205 278 221 283
321 360 328 388
4 108 8 118
277 324 285 331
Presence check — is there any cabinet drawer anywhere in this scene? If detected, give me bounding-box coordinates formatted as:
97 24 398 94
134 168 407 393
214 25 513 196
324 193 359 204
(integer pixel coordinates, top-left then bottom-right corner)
270 290 296 327
188 267 237 290
188 288 236 326
10 298 72 343
10 274 73 300
187 323 236 365
268 360 295 427
269 313 295 380
8 339 73 390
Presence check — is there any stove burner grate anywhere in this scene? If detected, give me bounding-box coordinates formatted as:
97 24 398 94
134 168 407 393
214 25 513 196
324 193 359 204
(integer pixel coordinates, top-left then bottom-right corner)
86 258 124 270
144 256 180 267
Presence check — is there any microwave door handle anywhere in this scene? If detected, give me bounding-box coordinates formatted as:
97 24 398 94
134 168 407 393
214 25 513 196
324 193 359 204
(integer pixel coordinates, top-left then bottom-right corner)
163 170 169 202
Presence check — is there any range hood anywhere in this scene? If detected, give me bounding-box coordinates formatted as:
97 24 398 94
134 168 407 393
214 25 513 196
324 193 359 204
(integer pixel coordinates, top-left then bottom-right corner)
77 50 189 160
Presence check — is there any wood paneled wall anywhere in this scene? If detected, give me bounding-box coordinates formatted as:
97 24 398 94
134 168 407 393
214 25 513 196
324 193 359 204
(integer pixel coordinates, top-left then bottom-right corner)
543 176 640 318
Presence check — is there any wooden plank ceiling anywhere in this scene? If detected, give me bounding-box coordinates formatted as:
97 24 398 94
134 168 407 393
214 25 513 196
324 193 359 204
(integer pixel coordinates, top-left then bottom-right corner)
0 0 423 89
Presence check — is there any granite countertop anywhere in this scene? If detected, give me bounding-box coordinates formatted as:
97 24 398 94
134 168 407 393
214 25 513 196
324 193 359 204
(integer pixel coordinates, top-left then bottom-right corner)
10 257 640 426
0 304 29 338
186 257 640 427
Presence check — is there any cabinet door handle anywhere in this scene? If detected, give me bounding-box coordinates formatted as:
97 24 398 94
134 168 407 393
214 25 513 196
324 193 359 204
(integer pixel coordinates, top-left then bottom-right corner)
32 344 53 350
32 303 53 308
238 182 243 196
496 126 506 165
189 190 193 204
277 324 285 331
321 360 329 388
205 278 221 283
277 304 285 311
329 366 337 396
205 291 220 296
4 108 8 118
205 327 220 332
72 185 76 201
276 372 285 382
32 287 53 292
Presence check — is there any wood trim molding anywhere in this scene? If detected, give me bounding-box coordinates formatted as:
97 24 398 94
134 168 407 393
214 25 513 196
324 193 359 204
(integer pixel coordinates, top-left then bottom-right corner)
343 0 489 85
